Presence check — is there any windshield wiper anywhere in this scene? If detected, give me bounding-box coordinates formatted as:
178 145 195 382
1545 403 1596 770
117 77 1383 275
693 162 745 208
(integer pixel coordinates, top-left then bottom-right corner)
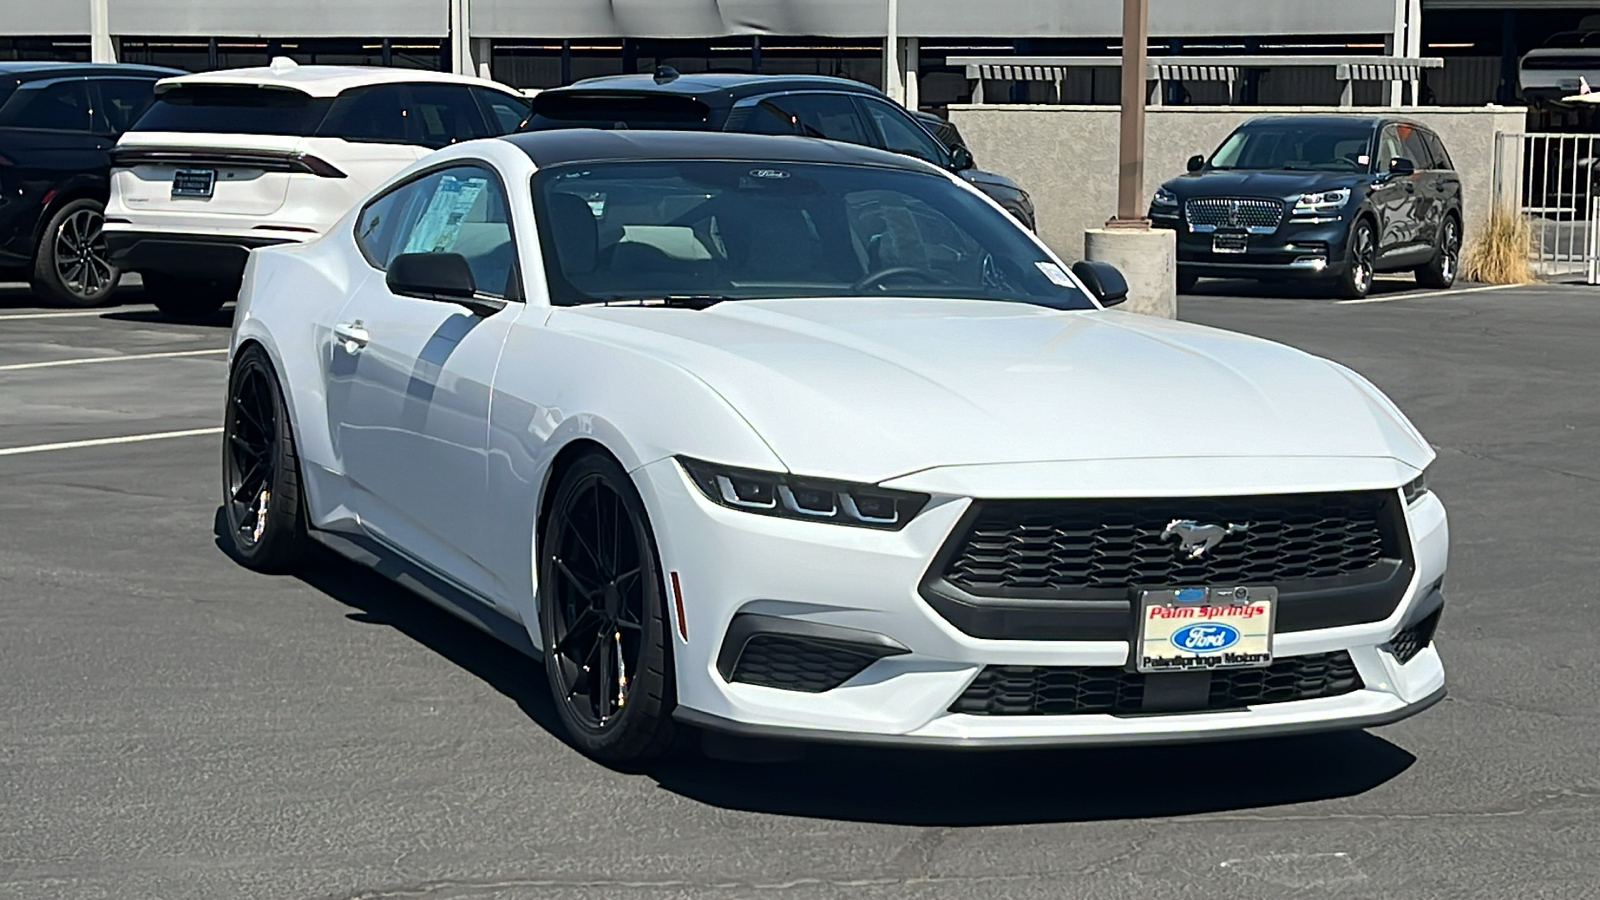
595 294 737 310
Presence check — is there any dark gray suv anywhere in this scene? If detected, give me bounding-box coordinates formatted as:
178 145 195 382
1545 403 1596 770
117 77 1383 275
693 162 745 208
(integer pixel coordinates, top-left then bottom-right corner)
1150 115 1463 299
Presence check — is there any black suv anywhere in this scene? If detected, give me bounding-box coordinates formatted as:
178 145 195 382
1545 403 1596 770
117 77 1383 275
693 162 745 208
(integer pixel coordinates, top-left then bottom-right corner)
0 62 180 306
1150 115 1462 299
521 71 1036 230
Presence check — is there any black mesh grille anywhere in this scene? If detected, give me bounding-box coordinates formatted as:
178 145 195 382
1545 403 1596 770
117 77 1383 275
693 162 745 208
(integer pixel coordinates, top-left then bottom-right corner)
729 635 883 693
943 492 1394 596
1388 608 1441 665
950 652 1363 716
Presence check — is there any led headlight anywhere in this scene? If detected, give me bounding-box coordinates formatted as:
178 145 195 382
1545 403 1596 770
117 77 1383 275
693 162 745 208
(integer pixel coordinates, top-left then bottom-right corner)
1402 469 1429 505
1152 187 1179 208
1292 188 1351 215
677 457 929 530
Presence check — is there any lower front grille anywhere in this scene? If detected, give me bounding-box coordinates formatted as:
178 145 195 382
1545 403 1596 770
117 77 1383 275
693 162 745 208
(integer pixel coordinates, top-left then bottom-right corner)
1388 608 1441 665
728 634 884 693
951 652 1363 716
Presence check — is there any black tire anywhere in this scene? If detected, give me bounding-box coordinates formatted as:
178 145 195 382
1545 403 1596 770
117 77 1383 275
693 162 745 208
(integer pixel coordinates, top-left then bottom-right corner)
221 345 317 573
1415 214 1461 289
143 271 234 322
1176 268 1199 294
539 451 679 766
1337 218 1377 300
31 198 120 307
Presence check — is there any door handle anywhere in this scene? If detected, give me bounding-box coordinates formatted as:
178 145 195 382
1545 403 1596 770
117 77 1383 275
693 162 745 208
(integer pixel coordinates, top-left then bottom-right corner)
333 321 369 354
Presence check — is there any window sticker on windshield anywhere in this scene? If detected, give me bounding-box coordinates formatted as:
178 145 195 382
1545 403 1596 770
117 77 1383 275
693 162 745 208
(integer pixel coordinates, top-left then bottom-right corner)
1035 261 1076 288
1358 154 1371 166
403 175 488 254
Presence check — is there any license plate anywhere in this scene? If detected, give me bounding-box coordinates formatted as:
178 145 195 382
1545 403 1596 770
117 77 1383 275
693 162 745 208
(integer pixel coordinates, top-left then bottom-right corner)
1212 232 1248 254
171 168 216 199
1135 586 1276 673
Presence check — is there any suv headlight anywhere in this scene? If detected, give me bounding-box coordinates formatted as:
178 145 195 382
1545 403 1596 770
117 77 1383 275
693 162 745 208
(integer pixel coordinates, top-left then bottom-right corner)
1152 187 1179 208
1292 188 1351 215
1402 468 1429 505
677 457 930 530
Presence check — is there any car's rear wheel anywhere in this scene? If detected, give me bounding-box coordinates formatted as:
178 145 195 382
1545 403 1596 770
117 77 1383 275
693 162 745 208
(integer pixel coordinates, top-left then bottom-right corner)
222 346 316 573
32 199 120 308
539 451 678 766
1415 214 1460 289
1337 219 1377 299
143 271 235 322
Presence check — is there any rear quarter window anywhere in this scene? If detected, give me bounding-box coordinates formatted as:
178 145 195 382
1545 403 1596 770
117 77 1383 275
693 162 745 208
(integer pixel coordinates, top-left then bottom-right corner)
131 85 331 136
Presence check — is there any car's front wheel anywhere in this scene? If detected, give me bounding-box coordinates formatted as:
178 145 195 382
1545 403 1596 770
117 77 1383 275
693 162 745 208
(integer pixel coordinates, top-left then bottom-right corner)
539 451 679 766
221 346 316 573
1337 218 1377 299
32 199 120 308
143 272 236 322
1416 214 1461 289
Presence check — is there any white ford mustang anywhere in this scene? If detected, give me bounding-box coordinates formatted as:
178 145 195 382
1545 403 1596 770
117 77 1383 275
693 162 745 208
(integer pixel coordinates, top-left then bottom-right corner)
223 130 1447 763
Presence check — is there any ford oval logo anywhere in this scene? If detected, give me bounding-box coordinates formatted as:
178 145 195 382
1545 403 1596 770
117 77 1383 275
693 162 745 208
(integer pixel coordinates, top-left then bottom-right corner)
1170 622 1241 653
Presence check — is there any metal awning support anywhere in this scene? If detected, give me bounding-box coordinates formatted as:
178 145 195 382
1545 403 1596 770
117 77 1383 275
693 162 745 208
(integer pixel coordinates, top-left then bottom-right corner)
954 55 1444 107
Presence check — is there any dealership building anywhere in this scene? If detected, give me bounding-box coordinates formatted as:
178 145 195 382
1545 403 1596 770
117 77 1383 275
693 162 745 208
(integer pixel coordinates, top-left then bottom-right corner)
0 1 1592 112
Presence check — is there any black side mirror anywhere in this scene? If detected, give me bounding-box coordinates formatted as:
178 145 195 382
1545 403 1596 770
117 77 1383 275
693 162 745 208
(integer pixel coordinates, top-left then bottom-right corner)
387 252 504 316
1187 154 1206 173
1386 157 1416 178
1071 260 1129 307
949 145 976 172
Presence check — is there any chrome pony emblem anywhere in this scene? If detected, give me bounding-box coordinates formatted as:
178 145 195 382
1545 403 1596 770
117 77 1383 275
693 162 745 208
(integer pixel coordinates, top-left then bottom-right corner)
1162 519 1248 559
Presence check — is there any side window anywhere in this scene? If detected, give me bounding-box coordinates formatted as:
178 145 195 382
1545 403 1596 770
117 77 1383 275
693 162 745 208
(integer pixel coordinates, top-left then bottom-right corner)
1422 131 1453 171
407 83 491 149
779 93 873 146
385 165 516 298
92 79 158 135
1376 126 1405 172
1395 123 1432 170
742 98 805 136
0 79 92 131
859 98 948 166
318 85 410 144
472 87 531 134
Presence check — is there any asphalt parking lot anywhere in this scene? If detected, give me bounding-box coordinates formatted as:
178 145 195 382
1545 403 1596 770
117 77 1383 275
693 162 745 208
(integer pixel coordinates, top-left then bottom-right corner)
3 278 1598 900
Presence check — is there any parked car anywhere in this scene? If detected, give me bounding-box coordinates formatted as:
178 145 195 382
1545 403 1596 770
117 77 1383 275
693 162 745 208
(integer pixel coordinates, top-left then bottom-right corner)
1150 115 1463 299
220 129 1446 765
105 58 531 320
910 108 1036 231
1518 24 1600 105
519 70 1036 230
0 62 180 306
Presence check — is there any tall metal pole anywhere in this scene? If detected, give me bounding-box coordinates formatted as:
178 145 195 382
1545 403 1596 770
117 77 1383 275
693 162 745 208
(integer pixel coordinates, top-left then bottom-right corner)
884 0 903 103
1113 0 1150 225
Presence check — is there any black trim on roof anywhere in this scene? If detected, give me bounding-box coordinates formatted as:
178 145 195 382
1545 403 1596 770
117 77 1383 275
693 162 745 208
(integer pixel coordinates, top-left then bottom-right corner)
499 128 942 173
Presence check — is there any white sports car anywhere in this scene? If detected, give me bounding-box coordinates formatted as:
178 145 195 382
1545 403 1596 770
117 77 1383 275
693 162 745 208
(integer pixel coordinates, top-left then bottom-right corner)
223 130 1447 764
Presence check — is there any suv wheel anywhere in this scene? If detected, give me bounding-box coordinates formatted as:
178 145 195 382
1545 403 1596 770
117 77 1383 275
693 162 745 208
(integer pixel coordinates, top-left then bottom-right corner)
1415 215 1460 290
1337 219 1377 300
32 199 120 308
143 272 236 322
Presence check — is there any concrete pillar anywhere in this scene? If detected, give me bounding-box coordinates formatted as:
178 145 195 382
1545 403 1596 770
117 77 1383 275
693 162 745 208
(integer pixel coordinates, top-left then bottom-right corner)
89 0 116 63
904 38 919 111
1085 227 1176 318
449 0 474 77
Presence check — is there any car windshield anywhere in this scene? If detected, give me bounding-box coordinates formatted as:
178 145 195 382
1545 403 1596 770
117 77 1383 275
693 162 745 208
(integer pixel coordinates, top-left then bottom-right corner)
532 159 1095 309
1208 124 1374 172
131 85 332 136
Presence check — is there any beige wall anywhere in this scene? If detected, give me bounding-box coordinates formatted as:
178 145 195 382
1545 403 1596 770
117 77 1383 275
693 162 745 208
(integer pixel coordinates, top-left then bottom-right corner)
949 104 1527 260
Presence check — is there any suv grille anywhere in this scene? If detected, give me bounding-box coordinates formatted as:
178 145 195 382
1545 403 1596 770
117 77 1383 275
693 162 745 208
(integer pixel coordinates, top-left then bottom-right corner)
1186 197 1284 232
943 492 1391 595
950 652 1363 716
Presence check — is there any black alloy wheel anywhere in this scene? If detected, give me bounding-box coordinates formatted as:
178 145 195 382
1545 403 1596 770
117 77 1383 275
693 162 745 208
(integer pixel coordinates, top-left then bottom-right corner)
32 199 120 307
222 346 315 572
1416 215 1461 289
1338 219 1377 299
540 452 678 765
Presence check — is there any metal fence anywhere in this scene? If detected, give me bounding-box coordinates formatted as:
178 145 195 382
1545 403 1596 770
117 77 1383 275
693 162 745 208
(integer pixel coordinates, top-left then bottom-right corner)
1494 133 1600 283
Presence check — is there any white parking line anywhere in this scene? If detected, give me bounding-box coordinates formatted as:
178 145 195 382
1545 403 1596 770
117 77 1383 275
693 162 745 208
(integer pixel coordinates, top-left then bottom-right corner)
1337 283 1521 305
0 427 223 458
0 307 156 320
0 348 227 372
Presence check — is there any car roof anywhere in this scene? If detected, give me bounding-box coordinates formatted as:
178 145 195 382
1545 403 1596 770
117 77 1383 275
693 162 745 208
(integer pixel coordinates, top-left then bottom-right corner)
156 60 515 98
551 72 882 102
501 128 936 172
1238 114 1431 132
0 62 182 79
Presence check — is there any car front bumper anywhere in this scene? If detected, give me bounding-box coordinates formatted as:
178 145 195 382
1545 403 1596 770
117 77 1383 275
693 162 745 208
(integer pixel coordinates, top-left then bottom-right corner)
634 456 1449 748
1153 213 1356 280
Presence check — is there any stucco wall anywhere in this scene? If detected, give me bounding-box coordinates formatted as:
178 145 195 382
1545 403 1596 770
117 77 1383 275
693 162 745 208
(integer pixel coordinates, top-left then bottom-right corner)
948 105 1527 260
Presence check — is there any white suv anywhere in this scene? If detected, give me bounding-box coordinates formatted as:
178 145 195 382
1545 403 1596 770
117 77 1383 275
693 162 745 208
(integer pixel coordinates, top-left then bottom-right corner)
105 58 531 319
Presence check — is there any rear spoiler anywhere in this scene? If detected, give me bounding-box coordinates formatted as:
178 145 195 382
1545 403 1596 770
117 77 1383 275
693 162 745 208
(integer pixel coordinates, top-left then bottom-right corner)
110 146 346 178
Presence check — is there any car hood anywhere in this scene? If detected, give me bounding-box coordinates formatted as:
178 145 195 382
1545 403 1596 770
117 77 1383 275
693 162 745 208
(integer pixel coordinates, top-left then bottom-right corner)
1165 169 1361 199
552 298 1432 483
962 168 1023 194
